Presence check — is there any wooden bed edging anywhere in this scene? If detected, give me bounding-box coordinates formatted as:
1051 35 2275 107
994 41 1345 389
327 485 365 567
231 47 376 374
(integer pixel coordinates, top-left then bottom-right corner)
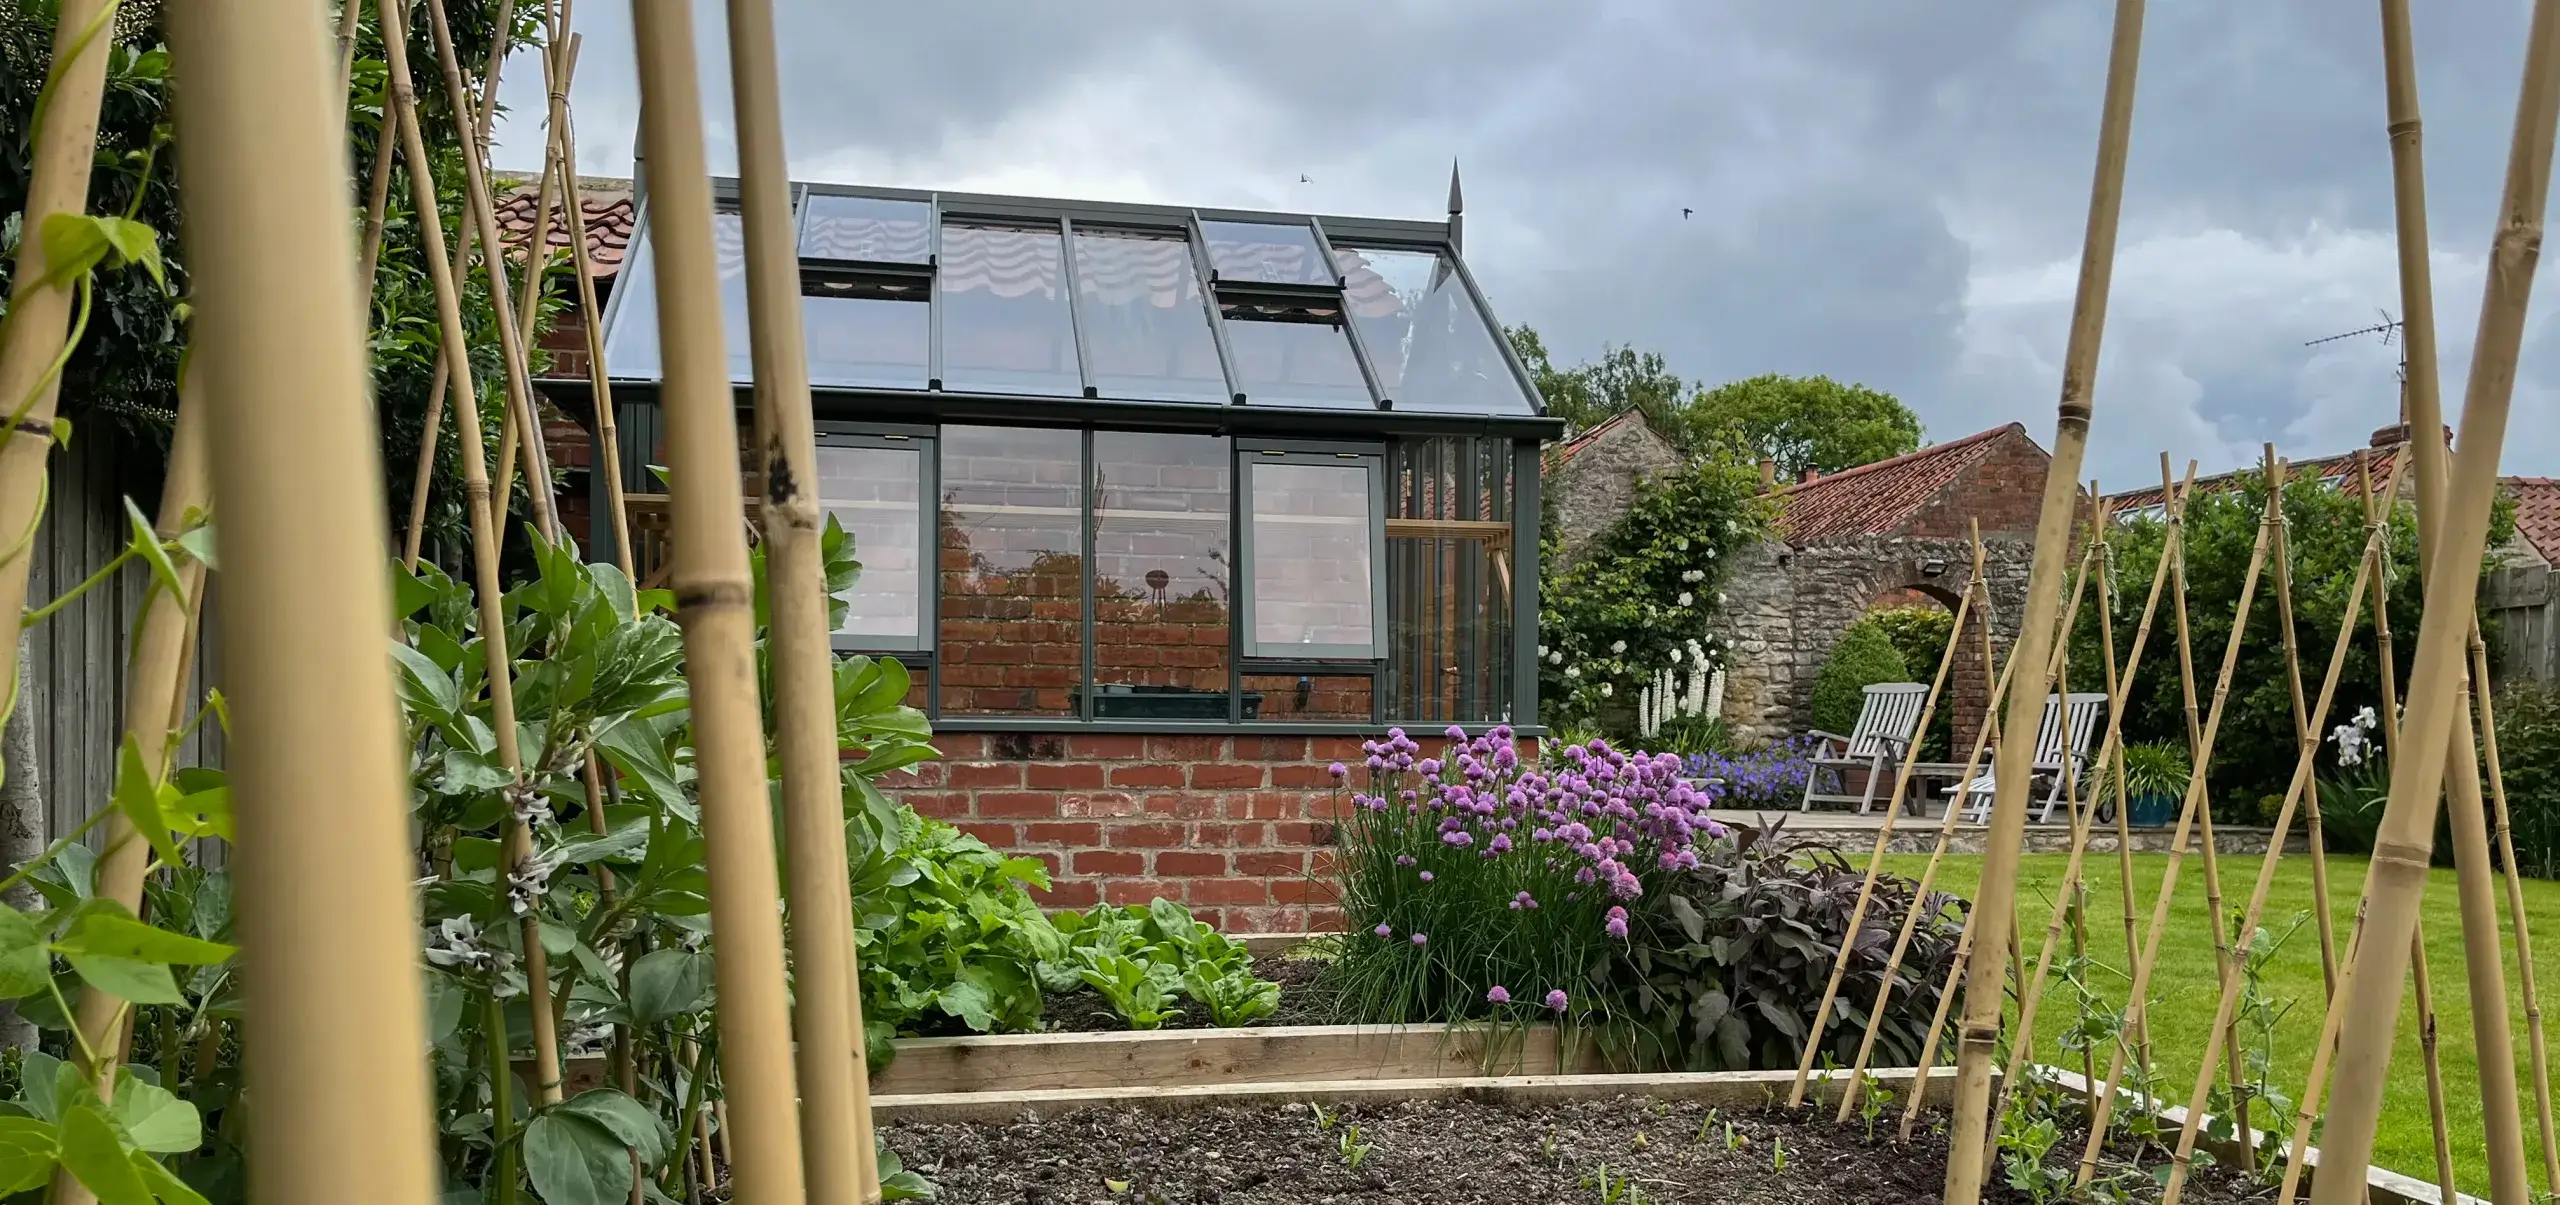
872 1022 1597 1096
2036 1067 2478 1205
872 1065 1961 1125
1239 932 1323 959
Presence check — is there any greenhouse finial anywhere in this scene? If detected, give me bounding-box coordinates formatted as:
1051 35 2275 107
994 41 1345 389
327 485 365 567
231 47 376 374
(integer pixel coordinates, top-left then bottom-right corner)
1447 159 1465 253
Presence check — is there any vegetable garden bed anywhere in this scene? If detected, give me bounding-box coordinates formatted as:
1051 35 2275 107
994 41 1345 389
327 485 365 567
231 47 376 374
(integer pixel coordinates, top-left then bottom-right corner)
874 1066 2463 1205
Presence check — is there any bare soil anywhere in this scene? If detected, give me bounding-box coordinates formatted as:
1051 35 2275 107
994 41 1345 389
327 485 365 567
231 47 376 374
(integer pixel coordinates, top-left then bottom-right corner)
883 1095 2276 1205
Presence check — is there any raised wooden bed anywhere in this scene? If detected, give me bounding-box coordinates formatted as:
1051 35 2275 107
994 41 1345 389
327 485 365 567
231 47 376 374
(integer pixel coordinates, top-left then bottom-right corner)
874 1021 1591 1096
871 1065 1953 1124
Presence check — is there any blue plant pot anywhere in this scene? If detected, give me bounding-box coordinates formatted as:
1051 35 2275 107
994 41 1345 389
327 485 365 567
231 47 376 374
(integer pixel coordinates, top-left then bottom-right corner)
2129 791 2177 828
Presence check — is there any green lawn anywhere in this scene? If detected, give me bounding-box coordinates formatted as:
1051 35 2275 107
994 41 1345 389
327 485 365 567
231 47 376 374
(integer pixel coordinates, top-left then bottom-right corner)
1879 851 2560 1197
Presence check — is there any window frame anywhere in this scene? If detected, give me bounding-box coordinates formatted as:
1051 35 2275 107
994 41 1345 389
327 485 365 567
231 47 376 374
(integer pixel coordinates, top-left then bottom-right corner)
814 423 938 659
1234 439 1390 664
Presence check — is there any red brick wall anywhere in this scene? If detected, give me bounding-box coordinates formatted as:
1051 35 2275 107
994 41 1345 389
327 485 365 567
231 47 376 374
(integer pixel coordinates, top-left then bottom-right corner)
876 731 1367 934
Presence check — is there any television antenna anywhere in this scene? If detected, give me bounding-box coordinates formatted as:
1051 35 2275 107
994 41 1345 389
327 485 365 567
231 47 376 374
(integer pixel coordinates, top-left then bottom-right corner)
2306 308 2412 425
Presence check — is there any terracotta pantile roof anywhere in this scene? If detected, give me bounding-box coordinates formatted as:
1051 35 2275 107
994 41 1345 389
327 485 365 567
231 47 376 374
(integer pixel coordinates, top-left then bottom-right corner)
2509 478 2560 563
492 173 635 279
2102 424 2427 512
1545 409 1646 470
1772 424 2022 542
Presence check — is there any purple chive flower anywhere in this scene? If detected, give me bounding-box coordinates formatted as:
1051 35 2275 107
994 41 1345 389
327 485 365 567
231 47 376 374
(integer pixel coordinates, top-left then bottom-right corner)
1606 906 1630 940
1446 725 1467 742
1329 762 1348 779
1512 891 1537 910
1411 932 1429 947
1545 989 1569 1012
1487 985 1511 1005
1418 870 1434 882
1374 924 1393 939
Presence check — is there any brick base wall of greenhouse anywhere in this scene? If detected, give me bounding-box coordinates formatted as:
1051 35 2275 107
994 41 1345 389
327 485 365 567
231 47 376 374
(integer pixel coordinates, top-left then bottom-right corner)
876 731 1472 934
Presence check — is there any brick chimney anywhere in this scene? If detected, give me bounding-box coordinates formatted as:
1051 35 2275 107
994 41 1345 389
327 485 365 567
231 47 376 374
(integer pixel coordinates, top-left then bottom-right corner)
2371 422 2456 449
1759 459 1776 492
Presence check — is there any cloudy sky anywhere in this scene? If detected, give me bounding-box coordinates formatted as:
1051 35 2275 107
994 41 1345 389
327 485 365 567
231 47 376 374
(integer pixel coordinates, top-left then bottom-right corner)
487 1 2560 487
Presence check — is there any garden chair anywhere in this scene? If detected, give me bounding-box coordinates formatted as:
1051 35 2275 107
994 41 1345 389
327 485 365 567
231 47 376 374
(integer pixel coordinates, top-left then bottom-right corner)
1798 682 1929 815
1950 692 2110 824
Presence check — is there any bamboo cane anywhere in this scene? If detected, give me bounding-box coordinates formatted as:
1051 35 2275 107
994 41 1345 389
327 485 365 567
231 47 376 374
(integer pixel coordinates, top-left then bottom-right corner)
555 91 633 574
1788 527 1995 1107
2365 444 2467 1204
2158 515 2384 1205
0 0 116 746
164 2 437 1200
376 0 567 1107
627 1 812 1201
2072 477 2278 1187
724 1 880 1198
2264 449 2344 997
1833 540 2093 1120
1833 538 2090 1119
354 82 399 314
336 0 366 105
2159 451 2256 1146
2275 447 2450 1205
1940 4 2142 1191
420 0 556 542
49 365 214 1205
52 358 210 1181
2410 918 2464 1205
2316 0 2560 1195
2089 480 2155 1083
488 18 575 536
1977 479 2193 1147
1902 900 1978 1142
392 0 515 567
2475 628 2560 1194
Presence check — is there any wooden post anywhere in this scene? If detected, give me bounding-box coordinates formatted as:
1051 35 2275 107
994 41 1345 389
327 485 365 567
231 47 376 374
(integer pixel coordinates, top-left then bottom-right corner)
166 0 438 1199
0 0 116 752
2073 477 2277 1187
2317 0 2560 1196
376 0 567 1106
1787 525 1994 1107
724 0 881 1199
627 0 812 1201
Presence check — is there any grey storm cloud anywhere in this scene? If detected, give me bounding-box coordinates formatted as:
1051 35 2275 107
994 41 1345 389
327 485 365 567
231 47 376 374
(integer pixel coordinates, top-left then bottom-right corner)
490 1 2560 482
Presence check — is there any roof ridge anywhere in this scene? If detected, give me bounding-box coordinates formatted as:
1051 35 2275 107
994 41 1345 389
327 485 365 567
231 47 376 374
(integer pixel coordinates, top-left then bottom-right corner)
1770 422 2019 497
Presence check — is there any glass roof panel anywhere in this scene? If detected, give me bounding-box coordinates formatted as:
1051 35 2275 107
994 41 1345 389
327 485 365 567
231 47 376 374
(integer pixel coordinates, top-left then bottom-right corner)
800 193 932 264
1199 220 1335 287
804 280 930 390
601 208 753 382
1220 301 1372 410
1071 228 1227 403
1335 247 1536 415
938 222 1082 396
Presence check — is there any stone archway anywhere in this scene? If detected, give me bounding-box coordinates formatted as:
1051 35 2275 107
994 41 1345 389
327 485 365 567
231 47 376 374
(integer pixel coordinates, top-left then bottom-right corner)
1714 535 2035 745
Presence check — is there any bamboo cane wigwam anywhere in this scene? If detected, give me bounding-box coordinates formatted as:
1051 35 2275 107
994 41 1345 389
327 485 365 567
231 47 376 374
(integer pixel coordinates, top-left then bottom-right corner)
165 0 438 1199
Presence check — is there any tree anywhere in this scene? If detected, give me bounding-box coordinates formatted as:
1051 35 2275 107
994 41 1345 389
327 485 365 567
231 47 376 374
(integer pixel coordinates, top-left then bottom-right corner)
1688 373 1924 478
1505 325 1688 442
